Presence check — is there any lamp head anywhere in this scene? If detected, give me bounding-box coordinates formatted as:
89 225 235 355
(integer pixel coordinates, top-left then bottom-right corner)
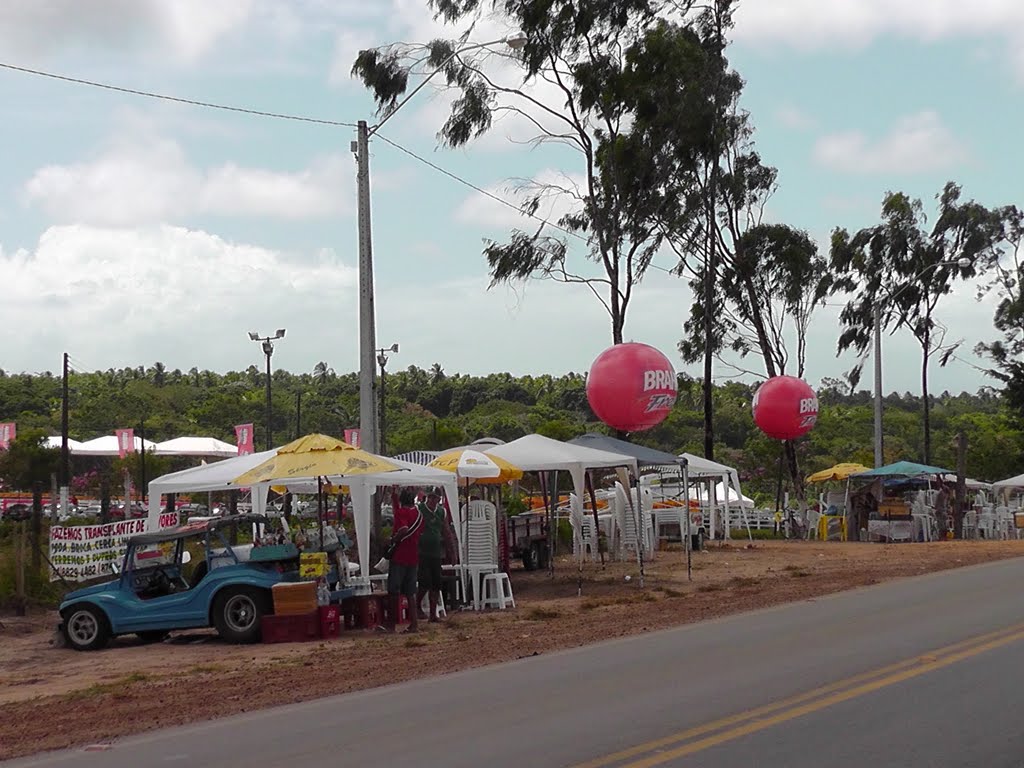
377 354 388 369
504 32 528 50
262 340 274 356
955 257 973 268
248 331 260 341
275 329 286 339
390 343 399 354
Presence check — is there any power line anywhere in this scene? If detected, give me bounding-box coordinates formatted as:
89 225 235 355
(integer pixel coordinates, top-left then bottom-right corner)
373 132 589 243
0 61 358 129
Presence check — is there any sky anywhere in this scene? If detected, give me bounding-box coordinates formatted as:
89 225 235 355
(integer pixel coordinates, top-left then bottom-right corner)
0 0 1018 396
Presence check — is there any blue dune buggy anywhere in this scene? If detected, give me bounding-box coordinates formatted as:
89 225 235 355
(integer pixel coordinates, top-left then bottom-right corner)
58 515 298 651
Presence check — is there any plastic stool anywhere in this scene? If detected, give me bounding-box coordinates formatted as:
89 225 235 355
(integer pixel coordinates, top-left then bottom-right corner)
480 572 515 609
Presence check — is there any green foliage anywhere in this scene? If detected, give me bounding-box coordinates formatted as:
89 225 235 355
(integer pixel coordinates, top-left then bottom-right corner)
0 429 59 490
0 365 1017 503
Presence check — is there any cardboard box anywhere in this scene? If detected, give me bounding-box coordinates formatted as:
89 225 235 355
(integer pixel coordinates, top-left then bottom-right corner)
271 581 317 616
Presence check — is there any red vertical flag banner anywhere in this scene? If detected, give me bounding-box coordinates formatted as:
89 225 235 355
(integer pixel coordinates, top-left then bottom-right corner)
344 429 361 448
0 422 15 450
235 423 255 456
115 428 134 459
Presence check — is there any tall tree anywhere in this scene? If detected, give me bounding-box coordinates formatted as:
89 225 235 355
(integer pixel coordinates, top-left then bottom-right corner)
352 1 715 348
975 205 1024 414
831 183 994 463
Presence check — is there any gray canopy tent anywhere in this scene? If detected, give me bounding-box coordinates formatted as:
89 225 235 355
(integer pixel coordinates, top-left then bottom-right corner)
568 433 696 578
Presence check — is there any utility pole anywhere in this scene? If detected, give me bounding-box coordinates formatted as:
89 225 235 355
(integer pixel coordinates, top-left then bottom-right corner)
61 352 70 517
873 304 884 467
354 119 379 455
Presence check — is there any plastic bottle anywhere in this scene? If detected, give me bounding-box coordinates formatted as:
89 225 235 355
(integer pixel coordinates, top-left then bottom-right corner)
316 580 330 606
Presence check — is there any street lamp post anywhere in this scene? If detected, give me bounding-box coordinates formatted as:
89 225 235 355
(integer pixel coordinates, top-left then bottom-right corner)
352 32 527 455
376 343 399 457
872 258 972 467
249 329 286 450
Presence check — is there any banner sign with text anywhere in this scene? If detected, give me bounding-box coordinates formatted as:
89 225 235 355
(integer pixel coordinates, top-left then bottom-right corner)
0 422 15 450
49 514 178 582
115 428 134 459
344 429 360 448
235 423 254 455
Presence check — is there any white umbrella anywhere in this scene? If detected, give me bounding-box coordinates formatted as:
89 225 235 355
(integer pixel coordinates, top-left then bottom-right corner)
449 449 502 480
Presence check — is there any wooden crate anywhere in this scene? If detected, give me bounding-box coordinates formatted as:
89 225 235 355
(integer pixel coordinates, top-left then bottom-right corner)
272 581 317 616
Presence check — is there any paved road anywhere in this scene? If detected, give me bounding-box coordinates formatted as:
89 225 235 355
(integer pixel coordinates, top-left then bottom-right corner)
9 555 1024 768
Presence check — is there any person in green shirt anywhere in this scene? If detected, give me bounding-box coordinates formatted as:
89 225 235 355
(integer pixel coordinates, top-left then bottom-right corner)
417 487 453 622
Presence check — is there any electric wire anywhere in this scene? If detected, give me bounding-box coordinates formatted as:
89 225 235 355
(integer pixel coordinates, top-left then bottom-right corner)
0 62 359 129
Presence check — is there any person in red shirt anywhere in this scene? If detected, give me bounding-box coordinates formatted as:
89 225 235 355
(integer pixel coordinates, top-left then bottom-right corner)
381 487 423 633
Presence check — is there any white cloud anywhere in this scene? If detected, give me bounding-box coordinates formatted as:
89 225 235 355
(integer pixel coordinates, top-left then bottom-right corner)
454 169 587 230
775 105 817 131
23 134 352 225
0 224 356 374
812 111 968 175
0 0 254 64
733 0 1024 79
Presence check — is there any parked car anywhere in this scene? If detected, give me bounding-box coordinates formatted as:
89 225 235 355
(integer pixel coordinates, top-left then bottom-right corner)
2 502 31 521
57 515 299 651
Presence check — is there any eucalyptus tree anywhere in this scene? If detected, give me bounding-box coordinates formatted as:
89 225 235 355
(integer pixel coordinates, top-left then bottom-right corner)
831 183 998 463
975 205 1024 416
352 0 718 349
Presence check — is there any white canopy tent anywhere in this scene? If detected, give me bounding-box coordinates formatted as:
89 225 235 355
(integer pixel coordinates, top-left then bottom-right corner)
73 434 158 455
678 453 745 539
689 481 755 510
152 436 238 457
145 452 461 586
487 434 638 498
43 436 83 451
993 473 1024 503
487 434 639 570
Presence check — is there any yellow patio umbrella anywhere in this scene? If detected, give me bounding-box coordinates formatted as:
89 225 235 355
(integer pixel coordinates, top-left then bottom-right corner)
232 433 400 486
805 462 870 484
429 448 523 484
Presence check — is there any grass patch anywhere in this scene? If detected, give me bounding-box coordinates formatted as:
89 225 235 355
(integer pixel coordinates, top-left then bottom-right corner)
789 569 811 578
579 599 602 612
658 587 686 598
526 607 561 621
697 583 723 593
62 673 151 701
404 636 429 648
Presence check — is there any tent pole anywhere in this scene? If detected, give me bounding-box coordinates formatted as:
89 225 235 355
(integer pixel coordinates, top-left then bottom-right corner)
585 472 605 568
633 470 645 589
683 460 692 581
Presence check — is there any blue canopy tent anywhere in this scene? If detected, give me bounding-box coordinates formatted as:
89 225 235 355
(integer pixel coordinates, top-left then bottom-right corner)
850 461 956 542
851 461 955 478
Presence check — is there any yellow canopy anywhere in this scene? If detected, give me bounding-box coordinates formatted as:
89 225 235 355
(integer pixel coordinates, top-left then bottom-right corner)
429 448 523 484
232 433 400 486
805 463 871 484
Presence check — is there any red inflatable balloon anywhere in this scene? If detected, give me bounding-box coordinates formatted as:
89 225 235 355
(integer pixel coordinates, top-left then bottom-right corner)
751 376 818 440
587 343 677 432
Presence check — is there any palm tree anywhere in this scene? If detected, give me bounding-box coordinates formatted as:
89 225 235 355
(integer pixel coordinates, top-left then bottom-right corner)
430 363 445 383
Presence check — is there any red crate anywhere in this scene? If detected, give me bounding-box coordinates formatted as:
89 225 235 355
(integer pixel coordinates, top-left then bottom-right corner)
342 595 384 630
260 611 319 644
319 605 341 639
381 595 410 626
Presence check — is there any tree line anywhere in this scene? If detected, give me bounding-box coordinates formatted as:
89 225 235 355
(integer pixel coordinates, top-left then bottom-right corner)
0 365 1019 505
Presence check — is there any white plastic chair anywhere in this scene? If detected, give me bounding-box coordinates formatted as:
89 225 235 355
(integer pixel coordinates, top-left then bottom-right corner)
464 500 499 610
569 493 599 562
613 482 651 561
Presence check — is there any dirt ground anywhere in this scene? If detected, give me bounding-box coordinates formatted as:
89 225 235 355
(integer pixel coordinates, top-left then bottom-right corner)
2 539 1023 760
